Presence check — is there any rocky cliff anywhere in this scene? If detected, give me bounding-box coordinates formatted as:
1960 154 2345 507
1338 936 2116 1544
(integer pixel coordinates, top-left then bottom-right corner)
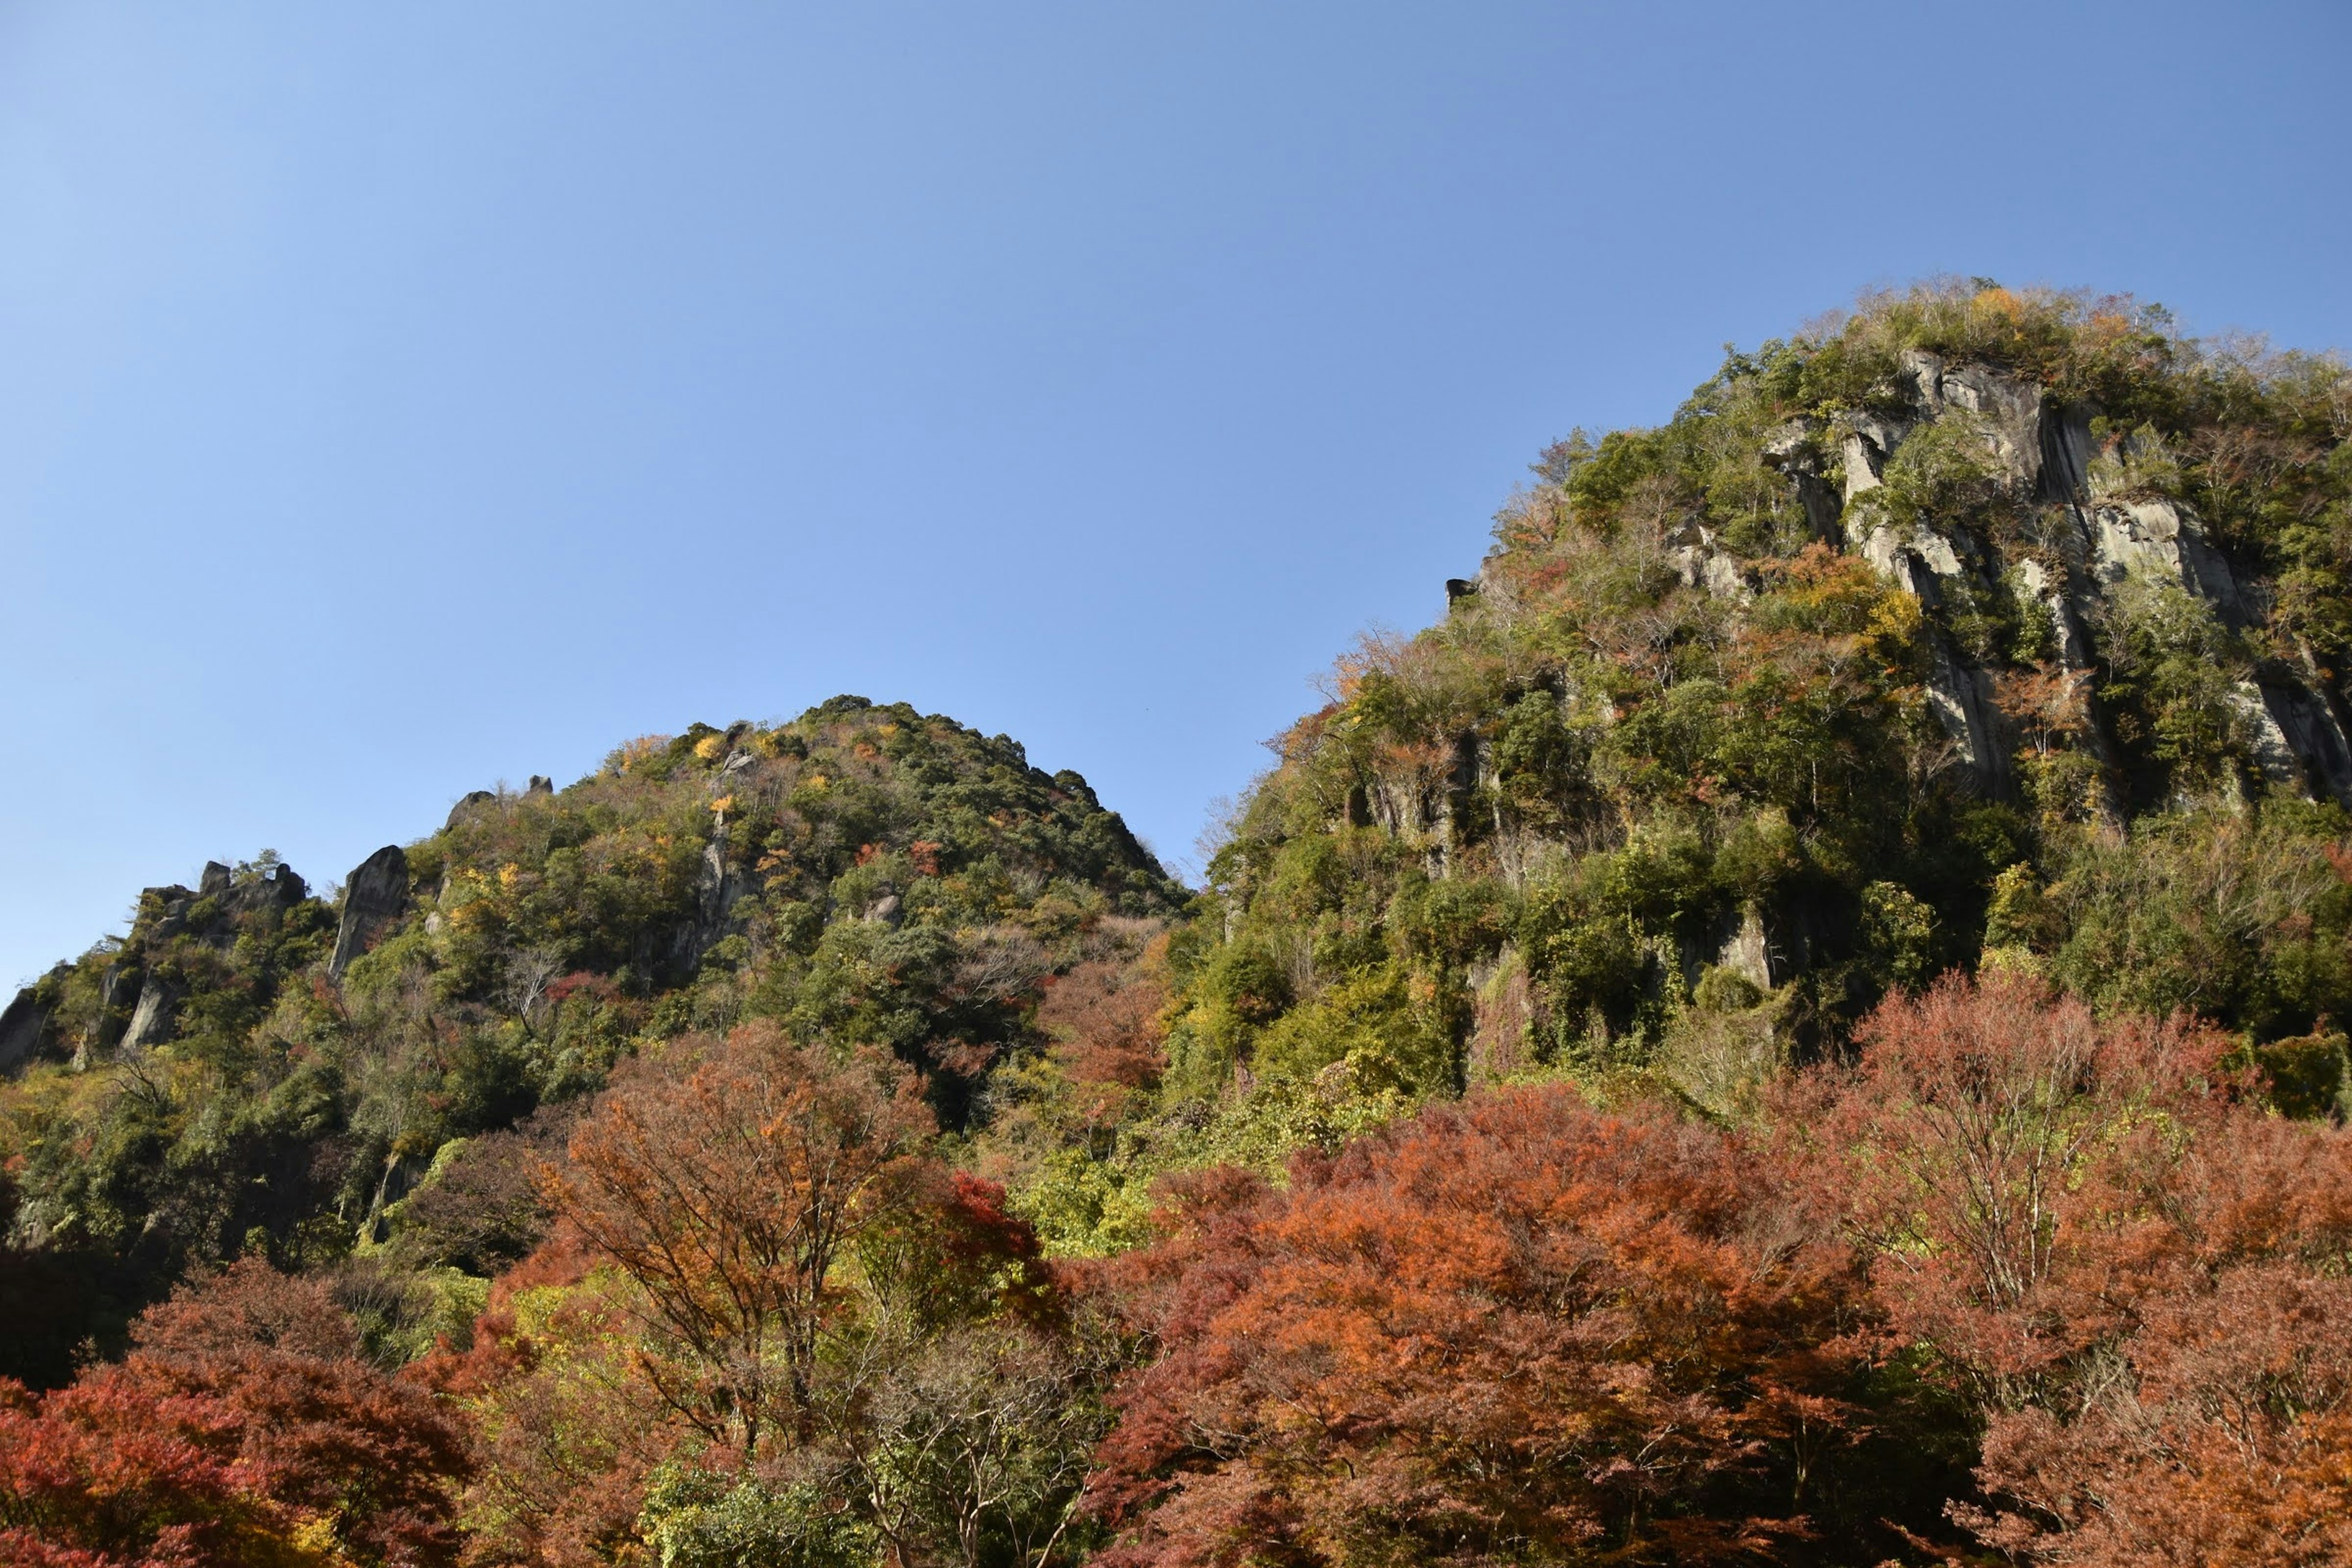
1174 285 2352 1104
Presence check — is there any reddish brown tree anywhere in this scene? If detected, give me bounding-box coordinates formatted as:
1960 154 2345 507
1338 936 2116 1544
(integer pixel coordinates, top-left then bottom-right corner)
1035 951 1170 1137
548 1022 935 1459
1814 973 2352 1564
1085 1088 1880 1567
0 1259 469 1568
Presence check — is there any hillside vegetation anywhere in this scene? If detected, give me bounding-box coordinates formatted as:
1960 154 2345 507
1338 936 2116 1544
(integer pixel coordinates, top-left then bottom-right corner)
6 283 2352 1567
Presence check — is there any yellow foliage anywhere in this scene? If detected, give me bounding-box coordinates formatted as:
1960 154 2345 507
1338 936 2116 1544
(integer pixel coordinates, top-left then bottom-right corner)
803 773 829 793
710 794 735 815
497 863 521 892
693 734 726 763
612 735 666 775
1864 590 1924 657
287 1511 347 1566
1972 284 2022 319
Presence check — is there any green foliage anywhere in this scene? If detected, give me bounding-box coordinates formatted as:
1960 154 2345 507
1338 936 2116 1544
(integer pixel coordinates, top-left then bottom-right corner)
1 699 1181 1371
639 1467 879 1568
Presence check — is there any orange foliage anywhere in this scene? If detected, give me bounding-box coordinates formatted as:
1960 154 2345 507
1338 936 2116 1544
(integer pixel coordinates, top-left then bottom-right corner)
549 1022 934 1460
1086 1091 1875 1567
1037 952 1170 1131
1815 974 2352 1564
0 1261 469 1568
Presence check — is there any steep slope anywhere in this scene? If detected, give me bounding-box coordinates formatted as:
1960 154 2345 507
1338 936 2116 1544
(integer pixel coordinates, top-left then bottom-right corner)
0 696 1178 1379
1014 284 2352 1251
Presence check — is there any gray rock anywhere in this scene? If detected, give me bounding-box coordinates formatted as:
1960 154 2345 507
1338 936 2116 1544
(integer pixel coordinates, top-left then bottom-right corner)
526 775 554 796
91 960 141 1056
1938 363 2046 489
1837 413 1909 505
1926 636 2010 797
1901 350 2048 491
1758 421 1842 540
1714 907 1776 992
124 975 183 1049
2037 403 2098 503
2089 500 2250 625
1669 521 1754 602
226 863 308 916
674 824 750 967
199 861 232 897
0 984 55 1076
445 790 497 830
2010 558 2092 668
2257 683 2352 807
330 845 412 979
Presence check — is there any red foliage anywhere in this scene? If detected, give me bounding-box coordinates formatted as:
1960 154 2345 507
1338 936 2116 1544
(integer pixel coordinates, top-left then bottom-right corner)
1037 954 1169 1131
549 1022 935 1459
1085 1089 1875 1567
1815 973 2352 1564
0 1260 469 1568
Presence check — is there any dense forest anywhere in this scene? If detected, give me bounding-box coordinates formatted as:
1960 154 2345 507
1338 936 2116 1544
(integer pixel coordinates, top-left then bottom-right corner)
6 283 2352 1567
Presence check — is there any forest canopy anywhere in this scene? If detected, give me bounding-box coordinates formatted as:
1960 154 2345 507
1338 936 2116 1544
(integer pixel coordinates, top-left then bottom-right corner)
6 283 2352 1566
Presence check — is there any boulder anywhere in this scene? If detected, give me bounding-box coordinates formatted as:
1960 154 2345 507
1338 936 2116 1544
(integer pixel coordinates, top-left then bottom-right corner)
330 845 412 979
124 975 183 1049
224 863 307 918
445 790 497 830
199 861 232 897
0 986 55 1076
526 775 554 796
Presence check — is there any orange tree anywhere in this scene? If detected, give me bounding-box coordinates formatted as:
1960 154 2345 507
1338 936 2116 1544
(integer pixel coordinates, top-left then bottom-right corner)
1083 1087 1896 1567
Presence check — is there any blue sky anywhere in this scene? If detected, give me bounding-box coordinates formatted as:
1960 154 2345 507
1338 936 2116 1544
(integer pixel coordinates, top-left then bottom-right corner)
2 1 2348 987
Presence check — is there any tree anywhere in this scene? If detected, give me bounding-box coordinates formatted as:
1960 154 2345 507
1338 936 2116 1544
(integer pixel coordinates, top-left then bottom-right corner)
549 1022 934 1459
1086 1088 1883 1567
1815 974 2352 1563
0 1259 470 1568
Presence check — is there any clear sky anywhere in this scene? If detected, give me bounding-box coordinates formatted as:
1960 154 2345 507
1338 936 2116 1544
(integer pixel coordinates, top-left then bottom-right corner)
2 1 2348 988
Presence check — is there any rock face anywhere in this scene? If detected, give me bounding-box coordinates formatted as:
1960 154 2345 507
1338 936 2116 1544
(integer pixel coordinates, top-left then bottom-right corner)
445 790 497 829
330 845 412 979
94 862 313 1055
123 976 183 1049
1740 352 2352 807
0 982 58 1075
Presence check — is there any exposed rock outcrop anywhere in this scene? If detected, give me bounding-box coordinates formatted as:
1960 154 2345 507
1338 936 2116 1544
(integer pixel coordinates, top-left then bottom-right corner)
445 790 497 829
123 975 183 1049
0 981 59 1076
91 862 313 1055
330 845 412 979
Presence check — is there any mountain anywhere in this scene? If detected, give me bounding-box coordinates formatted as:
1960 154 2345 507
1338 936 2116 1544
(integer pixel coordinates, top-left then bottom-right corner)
5 283 2351 1568
0 696 1179 1381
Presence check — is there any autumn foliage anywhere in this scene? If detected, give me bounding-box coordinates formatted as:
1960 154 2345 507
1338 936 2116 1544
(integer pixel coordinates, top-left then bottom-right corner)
1085 1093 1882 1566
0 1260 468 1568
1079 973 2352 1566
1822 974 2352 1566
549 1022 936 1460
